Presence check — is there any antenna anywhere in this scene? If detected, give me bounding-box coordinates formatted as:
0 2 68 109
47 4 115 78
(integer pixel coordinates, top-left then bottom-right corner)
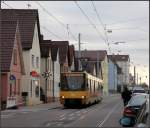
27 1 31 9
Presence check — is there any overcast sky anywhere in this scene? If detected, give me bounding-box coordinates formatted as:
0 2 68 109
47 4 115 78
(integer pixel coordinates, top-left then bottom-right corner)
2 1 149 84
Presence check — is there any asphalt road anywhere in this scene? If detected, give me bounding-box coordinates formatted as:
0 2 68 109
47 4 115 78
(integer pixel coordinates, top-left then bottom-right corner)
1 94 145 127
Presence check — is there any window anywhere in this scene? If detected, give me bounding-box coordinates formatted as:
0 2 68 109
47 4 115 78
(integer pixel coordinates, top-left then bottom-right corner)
13 49 17 65
14 80 16 95
18 79 20 95
30 80 32 97
10 84 12 96
47 59 49 70
49 59 52 71
35 86 39 97
90 80 92 93
32 55 34 67
36 57 39 68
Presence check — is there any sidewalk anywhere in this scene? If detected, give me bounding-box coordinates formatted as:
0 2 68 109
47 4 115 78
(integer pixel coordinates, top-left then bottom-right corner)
18 101 62 110
2 93 120 112
2 101 62 112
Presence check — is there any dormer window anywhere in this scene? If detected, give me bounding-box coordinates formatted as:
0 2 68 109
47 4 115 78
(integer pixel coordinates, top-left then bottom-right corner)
13 49 17 65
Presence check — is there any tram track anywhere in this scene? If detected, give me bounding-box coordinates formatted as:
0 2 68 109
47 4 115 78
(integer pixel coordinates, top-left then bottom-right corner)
63 95 121 127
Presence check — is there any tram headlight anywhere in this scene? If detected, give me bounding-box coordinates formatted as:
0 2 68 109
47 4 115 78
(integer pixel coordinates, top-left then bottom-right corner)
62 96 65 99
81 96 85 99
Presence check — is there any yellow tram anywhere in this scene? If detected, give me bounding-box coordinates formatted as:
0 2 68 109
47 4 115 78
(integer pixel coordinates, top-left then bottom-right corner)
59 71 103 107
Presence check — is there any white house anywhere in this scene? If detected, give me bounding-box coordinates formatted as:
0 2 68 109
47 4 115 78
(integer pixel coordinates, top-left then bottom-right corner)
108 54 130 92
51 44 61 101
51 41 75 101
40 37 53 103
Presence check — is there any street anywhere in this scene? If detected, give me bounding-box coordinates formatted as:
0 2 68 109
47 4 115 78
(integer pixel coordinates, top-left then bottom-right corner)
1 2 149 128
2 94 124 127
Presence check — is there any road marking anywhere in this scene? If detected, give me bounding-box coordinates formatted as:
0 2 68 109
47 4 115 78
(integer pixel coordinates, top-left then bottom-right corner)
57 123 63 126
77 113 81 116
45 123 51 127
82 110 87 114
96 103 120 127
1 113 14 118
75 111 81 114
65 97 121 127
69 113 74 116
79 115 85 120
21 111 28 114
59 117 66 121
59 114 66 118
68 116 75 120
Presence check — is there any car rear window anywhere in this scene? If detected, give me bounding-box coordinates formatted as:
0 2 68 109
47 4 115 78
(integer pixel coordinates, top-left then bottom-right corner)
132 90 145 93
129 95 146 106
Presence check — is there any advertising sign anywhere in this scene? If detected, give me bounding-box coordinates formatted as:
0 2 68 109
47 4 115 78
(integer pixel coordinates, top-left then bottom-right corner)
9 75 16 84
6 97 17 108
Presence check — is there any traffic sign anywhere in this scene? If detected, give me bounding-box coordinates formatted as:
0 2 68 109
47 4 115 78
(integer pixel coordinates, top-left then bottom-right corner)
42 72 52 78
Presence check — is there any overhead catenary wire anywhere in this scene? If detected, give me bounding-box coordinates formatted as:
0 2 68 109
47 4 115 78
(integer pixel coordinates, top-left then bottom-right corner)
91 1 105 29
35 1 66 28
1 1 65 41
108 27 148 33
2 1 13 9
90 1 113 54
35 1 77 41
67 24 77 41
41 26 64 40
74 1 106 42
107 16 149 26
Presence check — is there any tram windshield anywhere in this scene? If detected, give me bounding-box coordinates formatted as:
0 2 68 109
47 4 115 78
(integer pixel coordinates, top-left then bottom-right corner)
61 74 85 91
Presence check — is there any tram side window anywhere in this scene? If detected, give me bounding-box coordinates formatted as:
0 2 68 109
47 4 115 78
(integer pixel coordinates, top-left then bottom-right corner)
91 80 92 93
95 81 98 92
87 79 90 90
90 80 92 93
92 80 94 93
98 82 101 91
94 81 95 92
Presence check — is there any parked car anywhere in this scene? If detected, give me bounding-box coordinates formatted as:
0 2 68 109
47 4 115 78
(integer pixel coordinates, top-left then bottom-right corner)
120 94 147 127
140 93 149 116
145 89 150 94
132 86 146 96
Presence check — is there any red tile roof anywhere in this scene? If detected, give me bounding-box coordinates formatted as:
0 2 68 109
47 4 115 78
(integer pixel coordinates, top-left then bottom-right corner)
0 21 17 71
108 55 129 61
81 61 96 75
1 9 41 50
0 21 25 73
40 38 53 58
52 41 69 64
51 45 59 61
75 50 107 61
68 45 75 67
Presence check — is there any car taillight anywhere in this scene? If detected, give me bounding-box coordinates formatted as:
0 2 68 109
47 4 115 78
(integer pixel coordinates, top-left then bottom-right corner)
124 107 136 117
